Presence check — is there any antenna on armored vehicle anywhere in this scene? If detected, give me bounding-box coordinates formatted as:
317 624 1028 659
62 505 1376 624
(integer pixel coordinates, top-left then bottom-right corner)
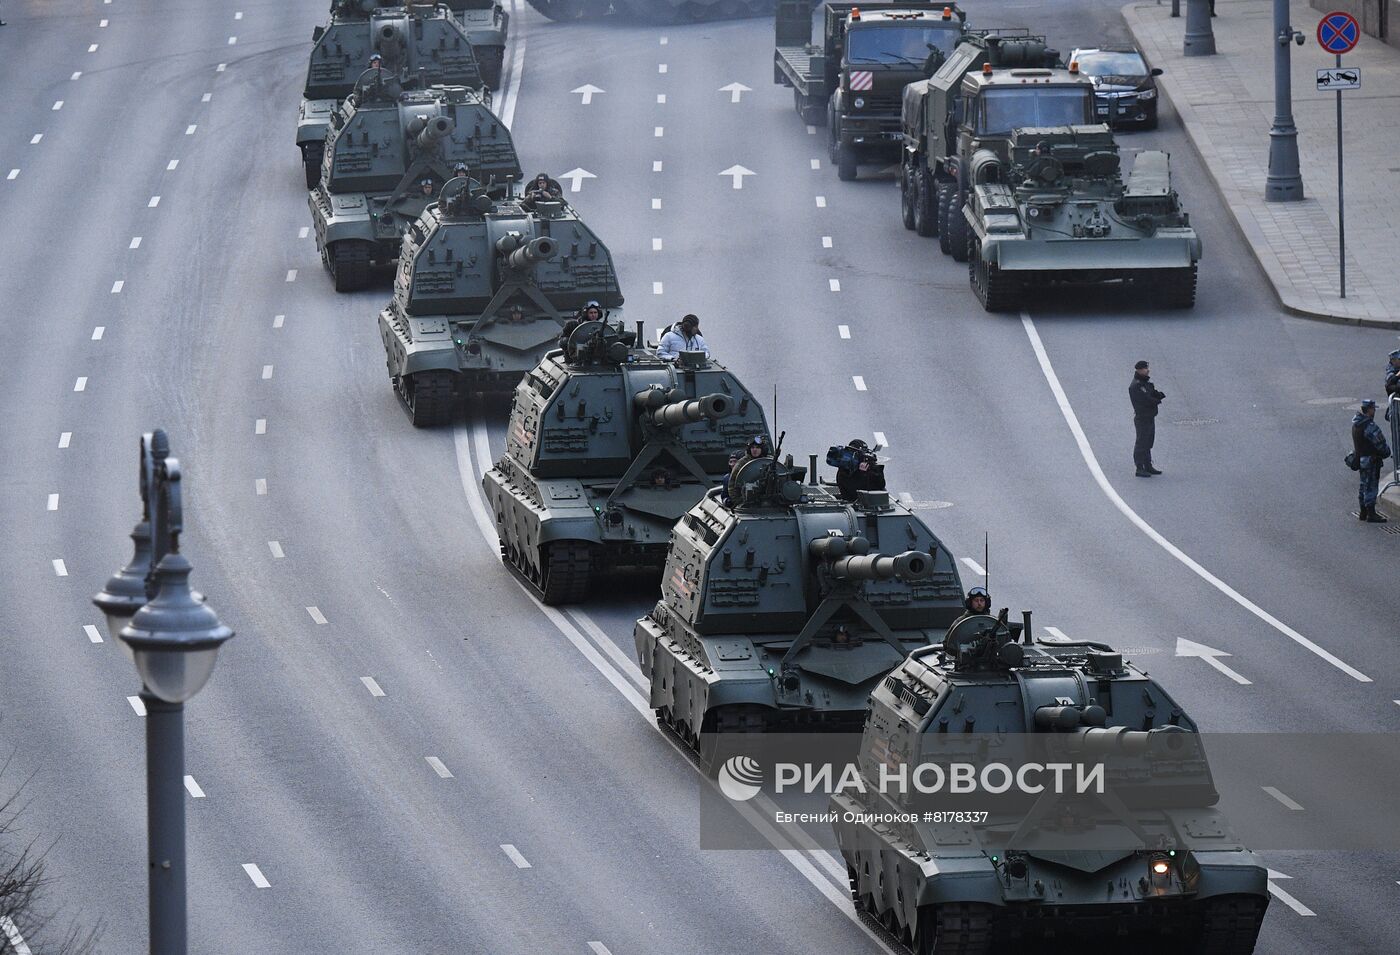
984 531 990 596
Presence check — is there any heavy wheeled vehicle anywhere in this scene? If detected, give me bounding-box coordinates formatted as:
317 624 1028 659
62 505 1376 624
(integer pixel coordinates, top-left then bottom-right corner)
310 75 520 291
965 125 1201 311
832 617 1269 953
483 322 770 603
773 1 968 180
635 451 964 767
297 0 486 188
899 32 1091 258
379 177 621 424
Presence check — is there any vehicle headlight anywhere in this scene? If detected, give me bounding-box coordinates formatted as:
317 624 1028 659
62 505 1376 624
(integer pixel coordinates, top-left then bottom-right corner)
853 96 866 109
1139 88 1156 100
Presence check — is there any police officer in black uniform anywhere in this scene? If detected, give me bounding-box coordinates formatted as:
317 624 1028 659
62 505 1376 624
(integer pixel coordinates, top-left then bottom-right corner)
1129 360 1165 477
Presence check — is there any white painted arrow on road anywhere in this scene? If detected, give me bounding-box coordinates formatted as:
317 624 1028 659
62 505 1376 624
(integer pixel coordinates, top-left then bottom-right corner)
719 165 755 189
571 84 605 105
1175 638 1251 685
559 168 597 193
1266 870 1316 916
719 82 752 103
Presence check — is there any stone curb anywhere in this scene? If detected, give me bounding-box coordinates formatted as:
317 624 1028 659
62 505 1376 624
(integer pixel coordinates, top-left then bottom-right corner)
1379 484 1400 522
1122 1 1400 330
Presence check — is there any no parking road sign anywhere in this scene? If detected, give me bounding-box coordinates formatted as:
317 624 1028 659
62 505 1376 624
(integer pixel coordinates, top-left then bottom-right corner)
1317 11 1360 54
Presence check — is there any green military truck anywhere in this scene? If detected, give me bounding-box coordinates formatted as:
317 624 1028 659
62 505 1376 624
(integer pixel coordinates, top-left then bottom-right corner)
773 1 967 180
899 33 1094 258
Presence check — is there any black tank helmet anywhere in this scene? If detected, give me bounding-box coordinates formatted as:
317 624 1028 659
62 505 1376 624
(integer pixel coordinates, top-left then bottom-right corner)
963 586 991 613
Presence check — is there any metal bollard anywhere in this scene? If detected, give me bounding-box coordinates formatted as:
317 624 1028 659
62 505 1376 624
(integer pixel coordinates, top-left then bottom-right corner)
1184 0 1216 55
1171 0 1181 16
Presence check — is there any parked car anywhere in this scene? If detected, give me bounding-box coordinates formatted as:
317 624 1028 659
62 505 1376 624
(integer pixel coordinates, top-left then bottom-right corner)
1069 46 1163 130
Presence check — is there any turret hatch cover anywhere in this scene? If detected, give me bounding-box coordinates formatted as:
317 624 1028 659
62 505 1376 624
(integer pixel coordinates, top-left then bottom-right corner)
713 642 752 662
792 643 904 685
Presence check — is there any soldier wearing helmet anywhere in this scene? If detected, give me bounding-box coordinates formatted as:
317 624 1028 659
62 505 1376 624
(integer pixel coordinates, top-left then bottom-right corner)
963 587 991 615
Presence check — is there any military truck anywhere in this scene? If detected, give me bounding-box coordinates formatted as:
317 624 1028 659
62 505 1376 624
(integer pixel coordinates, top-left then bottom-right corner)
482 323 771 603
774 1 967 180
832 618 1269 952
378 178 621 424
525 0 795 22
310 76 521 291
966 125 1202 310
635 451 964 766
297 1 486 188
899 32 1092 259
444 1 509 88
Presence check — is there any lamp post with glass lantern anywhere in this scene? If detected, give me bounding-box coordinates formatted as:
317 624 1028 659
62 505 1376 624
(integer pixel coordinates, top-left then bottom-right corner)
92 430 233 955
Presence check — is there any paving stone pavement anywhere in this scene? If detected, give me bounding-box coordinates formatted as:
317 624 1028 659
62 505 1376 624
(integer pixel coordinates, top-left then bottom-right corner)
1124 0 1400 328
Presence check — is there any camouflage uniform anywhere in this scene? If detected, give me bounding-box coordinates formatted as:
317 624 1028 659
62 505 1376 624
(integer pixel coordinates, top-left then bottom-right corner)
1352 407 1391 519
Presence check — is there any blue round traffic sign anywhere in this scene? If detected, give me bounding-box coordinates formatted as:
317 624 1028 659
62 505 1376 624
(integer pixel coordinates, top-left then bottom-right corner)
1318 11 1360 54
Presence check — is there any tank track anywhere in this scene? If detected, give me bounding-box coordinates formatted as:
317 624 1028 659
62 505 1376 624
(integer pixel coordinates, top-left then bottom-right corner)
1199 895 1267 954
849 868 992 955
327 240 374 292
524 0 788 23
969 237 1020 312
501 532 594 604
1153 263 1198 309
656 703 768 772
395 370 459 427
301 143 324 190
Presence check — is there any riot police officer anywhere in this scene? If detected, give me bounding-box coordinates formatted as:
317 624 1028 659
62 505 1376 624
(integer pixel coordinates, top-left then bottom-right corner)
1384 349 1399 421
1129 360 1165 477
1352 399 1391 522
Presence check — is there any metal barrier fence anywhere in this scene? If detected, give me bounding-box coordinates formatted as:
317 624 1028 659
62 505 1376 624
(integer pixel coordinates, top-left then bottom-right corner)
1383 395 1400 498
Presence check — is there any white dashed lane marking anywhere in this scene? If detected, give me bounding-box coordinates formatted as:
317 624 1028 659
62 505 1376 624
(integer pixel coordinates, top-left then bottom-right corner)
828 278 840 292
285 270 297 282
1262 786 1305 811
273 314 285 328
217 63 227 72
361 677 386 698
148 196 160 207
6 170 17 180
267 541 284 559
185 125 197 135
588 945 614 955
255 478 267 496
261 365 273 380
92 325 105 340
1043 626 1072 643
652 161 662 172
53 559 68 576
30 134 41 144
657 93 666 104
227 36 237 45
127 696 146 716
129 236 142 249
59 432 72 448
202 93 212 102
100 18 108 26
110 280 123 293
838 325 850 339
651 238 662 251
815 196 826 208
806 124 817 135
822 236 833 248
1266 870 1315 917
241 864 270 889
852 376 867 392
652 281 663 295
298 227 309 239
254 418 266 435
306 606 327 625
658 63 667 74
184 776 205 798
500 845 531 869
88 43 99 51
84 625 102 643
167 159 179 171
47 494 59 511
52 100 64 110
651 198 661 210
874 431 888 447
810 158 820 170
73 377 87 392
425 756 453 778
960 557 986 576
654 126 664 138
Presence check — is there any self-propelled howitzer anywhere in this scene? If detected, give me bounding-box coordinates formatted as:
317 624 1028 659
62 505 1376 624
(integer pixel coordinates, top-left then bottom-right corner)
443 1 510 87
832 618 1269 953
482 325 770 603
297 1 487 187
635 454 964 767
310 78 521 291
378 180 622 425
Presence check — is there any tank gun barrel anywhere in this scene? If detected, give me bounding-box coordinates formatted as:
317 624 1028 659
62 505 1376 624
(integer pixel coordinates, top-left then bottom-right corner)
641 393 733 428
413 114 454 152
495 234 557 271
823 551 933 581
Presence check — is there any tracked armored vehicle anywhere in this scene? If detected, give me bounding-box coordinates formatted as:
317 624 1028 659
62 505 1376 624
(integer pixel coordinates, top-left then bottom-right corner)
482 323 770 603
379 179 622 425
297 1 486 188
311 76 521 291
635 453 964 766
524 0 792 22
444 1 509 87
833 618 1269 953
966 125 1201 310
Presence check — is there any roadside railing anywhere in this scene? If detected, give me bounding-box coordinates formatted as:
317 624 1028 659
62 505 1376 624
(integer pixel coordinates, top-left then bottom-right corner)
1383 395 1400 498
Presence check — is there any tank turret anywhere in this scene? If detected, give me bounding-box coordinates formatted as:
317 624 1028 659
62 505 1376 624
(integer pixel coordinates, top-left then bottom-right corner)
297 3 488 187
310 83 521 292
634 449 965 767
830 620 1270 952
377 182 620 426
480 327 770 603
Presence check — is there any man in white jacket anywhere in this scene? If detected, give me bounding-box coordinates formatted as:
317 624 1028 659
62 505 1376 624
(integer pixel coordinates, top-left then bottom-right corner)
657 314 709 361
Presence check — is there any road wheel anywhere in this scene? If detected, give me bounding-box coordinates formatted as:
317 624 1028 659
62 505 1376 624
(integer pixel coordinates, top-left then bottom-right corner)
397 370 457 427
946 190 970 263
923 903 992 955
328 240 373 292
936 182 954 255
1143 102 1160 131
900 168 916 231
836 141 858 181
826 100 840 163
301 143 324 189
969 238 1018 312
913 173 937 238
540 539 592 605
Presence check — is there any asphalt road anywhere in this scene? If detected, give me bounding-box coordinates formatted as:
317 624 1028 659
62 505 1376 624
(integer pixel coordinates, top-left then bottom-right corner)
0 0 1396 952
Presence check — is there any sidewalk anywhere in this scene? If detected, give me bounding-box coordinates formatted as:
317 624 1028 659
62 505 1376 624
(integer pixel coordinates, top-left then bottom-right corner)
1124 0 1400 328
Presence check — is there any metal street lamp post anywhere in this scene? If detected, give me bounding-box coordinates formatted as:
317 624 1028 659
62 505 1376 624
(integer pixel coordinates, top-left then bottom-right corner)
93 431 233 955
1266 0 1307 200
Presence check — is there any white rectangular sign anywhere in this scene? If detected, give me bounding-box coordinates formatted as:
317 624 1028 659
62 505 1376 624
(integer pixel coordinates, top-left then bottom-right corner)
1317 67 1361 91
